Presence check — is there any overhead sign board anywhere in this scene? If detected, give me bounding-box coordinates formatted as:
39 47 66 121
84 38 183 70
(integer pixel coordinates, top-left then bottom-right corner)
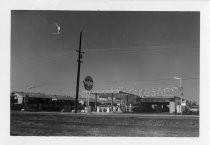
140 98 174 102
83 76 93 91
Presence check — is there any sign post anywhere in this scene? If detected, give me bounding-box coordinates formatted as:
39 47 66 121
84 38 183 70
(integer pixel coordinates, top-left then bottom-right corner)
83 76 93 113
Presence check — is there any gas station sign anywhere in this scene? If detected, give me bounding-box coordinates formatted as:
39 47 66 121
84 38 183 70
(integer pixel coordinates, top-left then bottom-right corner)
83 76 93 91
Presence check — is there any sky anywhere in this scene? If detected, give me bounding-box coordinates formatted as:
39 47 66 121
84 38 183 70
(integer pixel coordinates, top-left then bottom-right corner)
11 11 200 102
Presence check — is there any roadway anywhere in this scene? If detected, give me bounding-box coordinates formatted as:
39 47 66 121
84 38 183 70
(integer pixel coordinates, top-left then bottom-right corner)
11 111 199 119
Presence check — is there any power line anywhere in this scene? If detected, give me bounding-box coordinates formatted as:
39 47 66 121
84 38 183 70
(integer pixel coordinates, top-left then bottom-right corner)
84 45 198 51
11 77 199 88
94 77 199 83
85 46 199 52
13 50 75 66
85 49 199 55
12 46 199 65
82 46 199 56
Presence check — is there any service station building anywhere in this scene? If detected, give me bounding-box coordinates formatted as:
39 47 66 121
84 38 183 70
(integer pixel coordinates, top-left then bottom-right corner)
11 89 185 114
89 89 184 114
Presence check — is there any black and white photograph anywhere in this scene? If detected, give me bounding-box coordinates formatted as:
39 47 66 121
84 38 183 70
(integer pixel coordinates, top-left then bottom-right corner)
10 10 199 137
1 0 210 145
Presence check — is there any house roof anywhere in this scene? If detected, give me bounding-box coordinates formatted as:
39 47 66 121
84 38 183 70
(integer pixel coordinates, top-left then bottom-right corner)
13 92 75 101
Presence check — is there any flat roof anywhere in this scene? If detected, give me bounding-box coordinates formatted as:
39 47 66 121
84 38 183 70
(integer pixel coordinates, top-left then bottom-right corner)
89 89 140 97
14 92 75 101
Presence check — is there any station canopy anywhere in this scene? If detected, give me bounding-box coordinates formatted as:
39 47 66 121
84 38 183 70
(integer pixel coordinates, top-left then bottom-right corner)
82 89 140 103
89 89 139 97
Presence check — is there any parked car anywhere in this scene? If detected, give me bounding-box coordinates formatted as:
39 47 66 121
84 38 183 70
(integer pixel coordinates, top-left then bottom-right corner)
189 106 199 115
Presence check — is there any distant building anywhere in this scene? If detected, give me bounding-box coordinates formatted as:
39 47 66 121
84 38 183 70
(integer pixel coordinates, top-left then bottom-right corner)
10 91 81 112
136 96 186 114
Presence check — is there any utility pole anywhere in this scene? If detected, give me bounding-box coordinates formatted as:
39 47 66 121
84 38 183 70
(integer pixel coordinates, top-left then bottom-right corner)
75 31 84 113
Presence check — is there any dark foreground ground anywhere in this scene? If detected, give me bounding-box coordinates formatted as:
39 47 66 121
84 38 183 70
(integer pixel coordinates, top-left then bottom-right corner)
10 111 199 137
